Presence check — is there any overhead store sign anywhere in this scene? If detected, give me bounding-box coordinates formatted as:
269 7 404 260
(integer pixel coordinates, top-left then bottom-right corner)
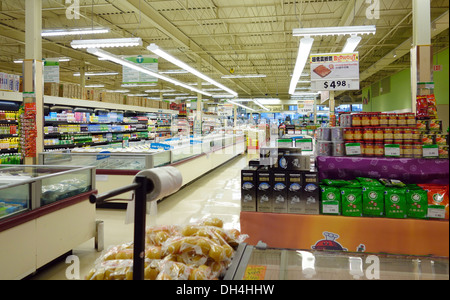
44 59 60 83
298 100 315 114
122 56 158 84
310 53 360 91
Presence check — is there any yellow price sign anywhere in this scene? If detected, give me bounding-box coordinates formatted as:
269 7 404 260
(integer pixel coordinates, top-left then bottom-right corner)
243 265 267 280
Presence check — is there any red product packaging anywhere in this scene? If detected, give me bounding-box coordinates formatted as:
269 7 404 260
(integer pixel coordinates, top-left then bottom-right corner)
416 96 428 119
418 184 449 220
427 94 438 119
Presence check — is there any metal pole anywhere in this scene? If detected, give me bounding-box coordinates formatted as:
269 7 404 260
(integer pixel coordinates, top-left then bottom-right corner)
132 175 149 280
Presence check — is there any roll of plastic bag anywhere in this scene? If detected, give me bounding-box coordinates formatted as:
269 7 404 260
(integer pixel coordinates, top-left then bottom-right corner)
125 167 183 224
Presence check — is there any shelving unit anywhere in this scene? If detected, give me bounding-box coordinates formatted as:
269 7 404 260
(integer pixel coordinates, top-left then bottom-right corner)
0 91 177 153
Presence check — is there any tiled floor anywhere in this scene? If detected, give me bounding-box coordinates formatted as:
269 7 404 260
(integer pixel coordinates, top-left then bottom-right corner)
28 153 449 280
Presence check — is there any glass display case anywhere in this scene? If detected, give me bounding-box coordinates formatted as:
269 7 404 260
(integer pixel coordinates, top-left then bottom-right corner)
0 165 96 221
39 133 245 171
225 244 449 280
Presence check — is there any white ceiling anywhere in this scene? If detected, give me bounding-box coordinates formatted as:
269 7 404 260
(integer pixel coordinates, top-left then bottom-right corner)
0 0 448 105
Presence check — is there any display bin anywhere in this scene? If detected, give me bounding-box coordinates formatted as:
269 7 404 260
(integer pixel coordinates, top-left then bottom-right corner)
240 155 449 258
240 212 449 257
0 165 97 280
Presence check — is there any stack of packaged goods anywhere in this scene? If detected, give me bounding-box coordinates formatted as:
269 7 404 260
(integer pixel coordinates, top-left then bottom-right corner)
316 127 345 157
85 217 248 280
416 94 448 159
320 177 449 220
339 108 449 159
241 147 318 215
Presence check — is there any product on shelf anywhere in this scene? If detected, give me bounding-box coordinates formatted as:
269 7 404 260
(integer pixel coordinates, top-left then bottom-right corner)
418 184 449 220
318 176 449 220
334 111 449 159
85 217 248 280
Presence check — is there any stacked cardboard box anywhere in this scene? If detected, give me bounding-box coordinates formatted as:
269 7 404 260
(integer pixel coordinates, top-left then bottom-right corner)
59 83 82 99
0 72 21 92
44 83 60 96
42 81 175 111
241 147 320 215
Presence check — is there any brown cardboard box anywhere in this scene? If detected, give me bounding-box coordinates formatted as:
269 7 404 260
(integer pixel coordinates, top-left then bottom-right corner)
44 82 59 96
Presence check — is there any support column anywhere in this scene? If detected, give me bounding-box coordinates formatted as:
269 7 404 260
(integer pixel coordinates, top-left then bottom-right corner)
195 68 203 136
80 60 86 99
411 0 432 114
329 91 336 126
22 0 43 165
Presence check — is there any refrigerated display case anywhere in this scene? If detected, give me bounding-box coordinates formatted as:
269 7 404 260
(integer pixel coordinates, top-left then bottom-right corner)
0 165 98 280
225 243 449 280
39 133 246 204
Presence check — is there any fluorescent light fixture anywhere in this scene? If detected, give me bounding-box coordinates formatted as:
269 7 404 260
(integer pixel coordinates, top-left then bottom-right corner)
342 35 362 53
228 100 256 112
253 100 270 111
128 94 149 97
148 43 238 97
221 74 267 79
163 93 190 96
106 89 130 93
293 25 376 37
292 92 320 97
212 94 236 99
145 89 176 93
85 84 105 88
87 48 212 97
14 57 71 64
255 98 282 105
289 37 314 95
159 70 189 74
122 83 158 88
42 27 110 37
71 38 143 49
74 72 119 77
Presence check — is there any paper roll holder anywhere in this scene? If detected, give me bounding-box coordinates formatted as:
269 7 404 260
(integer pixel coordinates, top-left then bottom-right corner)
89 175 153 280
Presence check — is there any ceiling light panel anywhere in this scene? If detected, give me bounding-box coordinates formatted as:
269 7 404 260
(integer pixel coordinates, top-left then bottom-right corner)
148 44 238 97
85 48 212 97
42 27 110 37
71 38 143 49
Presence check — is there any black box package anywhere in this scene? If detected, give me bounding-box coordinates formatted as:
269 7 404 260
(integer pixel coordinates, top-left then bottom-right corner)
287 170 304 214
302 171 320 215
272 170 288 213
257 166 272 213
241 166 259 212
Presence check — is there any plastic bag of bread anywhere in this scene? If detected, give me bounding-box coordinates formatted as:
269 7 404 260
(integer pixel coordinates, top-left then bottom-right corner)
144 259 161 280
97 242 134 262
87 259 162 280
198 217 224 228
98 243 163 262
189 265 217 280
86 259 134 280
156 260 193 280
146 225 181 246
162 236 233 264
181 224 247 249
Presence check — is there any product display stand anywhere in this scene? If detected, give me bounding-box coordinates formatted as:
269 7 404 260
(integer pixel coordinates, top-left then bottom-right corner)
90 175 151 280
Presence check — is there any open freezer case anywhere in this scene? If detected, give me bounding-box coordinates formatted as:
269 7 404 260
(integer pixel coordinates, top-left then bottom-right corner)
225 244 449 280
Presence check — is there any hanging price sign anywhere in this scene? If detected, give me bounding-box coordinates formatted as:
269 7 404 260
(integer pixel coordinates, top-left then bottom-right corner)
310 53 360 91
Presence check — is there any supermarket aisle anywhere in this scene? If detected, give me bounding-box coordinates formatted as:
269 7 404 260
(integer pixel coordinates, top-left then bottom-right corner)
29 153 252 280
